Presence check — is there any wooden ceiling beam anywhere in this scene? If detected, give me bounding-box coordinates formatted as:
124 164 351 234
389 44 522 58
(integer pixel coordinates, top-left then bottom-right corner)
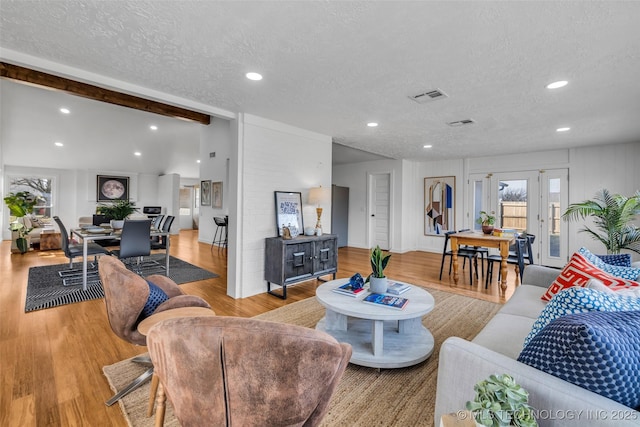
0 62 211 125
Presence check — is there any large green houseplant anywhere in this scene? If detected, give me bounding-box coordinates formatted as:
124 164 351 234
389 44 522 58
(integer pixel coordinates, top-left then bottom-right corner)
97 200 138 228
562 189 640 255
3 191 40 253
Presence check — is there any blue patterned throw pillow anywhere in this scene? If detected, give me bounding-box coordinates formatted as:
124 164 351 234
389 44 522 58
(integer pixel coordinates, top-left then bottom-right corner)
524 286 640 347
579 247 640 280
518 310 640 408
140 280 169 319
596 253 632 267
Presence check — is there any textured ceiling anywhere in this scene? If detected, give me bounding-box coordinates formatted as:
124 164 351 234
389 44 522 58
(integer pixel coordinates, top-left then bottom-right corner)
1 0 640 170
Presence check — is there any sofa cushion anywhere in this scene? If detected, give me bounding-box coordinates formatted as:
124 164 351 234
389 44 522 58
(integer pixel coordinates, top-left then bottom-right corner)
473 313 537 359
525 286 640 347
541 252 640 301
579 247 640 280
596 253 632 267
497 285 548 319
518 310 640 409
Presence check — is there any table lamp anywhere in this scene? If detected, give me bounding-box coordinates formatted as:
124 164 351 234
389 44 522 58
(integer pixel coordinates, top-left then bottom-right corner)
308 186 329 236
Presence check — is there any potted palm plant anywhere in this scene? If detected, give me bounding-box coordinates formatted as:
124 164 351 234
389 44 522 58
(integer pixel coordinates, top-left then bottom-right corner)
562 189 640 255
366 245 392 293
3 191 41 253
97 200 139 229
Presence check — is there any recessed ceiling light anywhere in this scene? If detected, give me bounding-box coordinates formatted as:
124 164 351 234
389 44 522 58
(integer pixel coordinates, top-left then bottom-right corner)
367 122 378 127
134 151 142 156
546 80 568 89
423 144 433 148
196 160 201 163
54 141 64 147
246 72 263 81
150 125 158 131
556 127 571 132
59 107 70 114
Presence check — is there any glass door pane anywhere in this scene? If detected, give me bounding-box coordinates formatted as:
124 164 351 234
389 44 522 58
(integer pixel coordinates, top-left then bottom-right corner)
540 169 568 267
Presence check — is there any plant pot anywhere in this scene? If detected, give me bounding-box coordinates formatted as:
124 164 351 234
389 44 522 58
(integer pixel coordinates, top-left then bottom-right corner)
482 225 494 235
110 219 125 230
369 276 388 294
16 237 29 254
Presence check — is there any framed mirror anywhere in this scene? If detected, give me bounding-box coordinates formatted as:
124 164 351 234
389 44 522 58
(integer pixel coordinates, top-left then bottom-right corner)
274 191 304 237
424 176 455 235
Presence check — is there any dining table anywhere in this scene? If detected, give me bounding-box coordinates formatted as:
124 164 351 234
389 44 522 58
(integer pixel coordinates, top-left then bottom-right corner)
448 230 515 295
71 227 171 291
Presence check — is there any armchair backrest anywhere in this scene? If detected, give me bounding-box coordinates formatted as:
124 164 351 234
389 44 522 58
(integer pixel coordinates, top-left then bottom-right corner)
98 256 151 346
147 316 352 427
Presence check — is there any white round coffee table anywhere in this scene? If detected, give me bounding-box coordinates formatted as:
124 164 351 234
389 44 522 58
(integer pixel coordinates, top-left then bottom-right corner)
315 278 435 369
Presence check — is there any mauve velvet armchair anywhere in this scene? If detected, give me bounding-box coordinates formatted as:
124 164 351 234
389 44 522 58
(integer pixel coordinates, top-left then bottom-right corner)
147 316 352 427
98 255 212 406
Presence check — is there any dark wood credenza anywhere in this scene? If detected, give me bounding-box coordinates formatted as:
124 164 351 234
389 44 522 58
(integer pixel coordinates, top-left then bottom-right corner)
265 234 338 299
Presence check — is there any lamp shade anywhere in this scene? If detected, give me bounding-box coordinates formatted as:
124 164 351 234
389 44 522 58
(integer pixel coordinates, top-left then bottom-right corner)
308 186 330 206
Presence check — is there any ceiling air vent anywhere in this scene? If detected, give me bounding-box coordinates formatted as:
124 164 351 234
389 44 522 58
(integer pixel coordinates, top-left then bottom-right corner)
447 119 475 127
408 88 448 104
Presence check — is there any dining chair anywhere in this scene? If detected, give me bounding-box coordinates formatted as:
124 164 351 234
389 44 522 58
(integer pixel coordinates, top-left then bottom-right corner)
53 216 111 285
485 234 535 288
458 228 488 275
110 219 152 273
439 231 479 285
151 215 174 250
151 214 164 230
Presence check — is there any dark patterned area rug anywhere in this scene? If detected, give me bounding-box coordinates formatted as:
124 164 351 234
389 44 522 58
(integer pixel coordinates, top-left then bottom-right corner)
25 254 218 312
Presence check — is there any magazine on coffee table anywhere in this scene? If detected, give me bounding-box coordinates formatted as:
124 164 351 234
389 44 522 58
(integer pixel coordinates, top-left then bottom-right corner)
362 293 409 310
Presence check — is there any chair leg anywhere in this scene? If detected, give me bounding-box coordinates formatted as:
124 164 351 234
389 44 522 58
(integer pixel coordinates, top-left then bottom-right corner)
439 255 446 280
154 383 167 427
148 373 159 417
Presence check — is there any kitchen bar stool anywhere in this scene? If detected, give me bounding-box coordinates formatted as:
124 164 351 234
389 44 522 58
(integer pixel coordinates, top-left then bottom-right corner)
211 216 228 252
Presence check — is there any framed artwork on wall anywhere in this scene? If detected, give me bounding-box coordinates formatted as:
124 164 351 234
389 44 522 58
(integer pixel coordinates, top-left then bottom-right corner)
201 180 211 206
274 191 304 237
97 175 129 202
424 176 455 235
212 181 223 208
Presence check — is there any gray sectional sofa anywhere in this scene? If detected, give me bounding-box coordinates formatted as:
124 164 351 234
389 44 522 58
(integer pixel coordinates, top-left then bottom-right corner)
434 265 640 426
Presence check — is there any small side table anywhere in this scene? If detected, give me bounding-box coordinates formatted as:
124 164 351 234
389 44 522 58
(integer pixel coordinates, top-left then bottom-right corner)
39 231 61 250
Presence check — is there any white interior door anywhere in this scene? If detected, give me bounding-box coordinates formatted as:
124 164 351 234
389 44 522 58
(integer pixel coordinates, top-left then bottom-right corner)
368 173 390 250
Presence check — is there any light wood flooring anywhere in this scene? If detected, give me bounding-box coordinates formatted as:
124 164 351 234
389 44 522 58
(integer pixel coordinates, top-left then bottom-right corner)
0 230 519 426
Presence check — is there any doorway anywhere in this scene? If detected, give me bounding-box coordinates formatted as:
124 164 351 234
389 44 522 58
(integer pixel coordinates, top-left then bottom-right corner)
368 173 391 250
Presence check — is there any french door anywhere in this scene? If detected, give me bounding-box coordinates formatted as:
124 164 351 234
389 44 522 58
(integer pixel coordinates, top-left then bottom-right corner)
469 169 568 268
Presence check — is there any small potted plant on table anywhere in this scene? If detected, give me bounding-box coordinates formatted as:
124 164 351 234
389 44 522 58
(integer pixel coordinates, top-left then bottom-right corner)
477 211 496 235
97 200 139 229
366 245 391 293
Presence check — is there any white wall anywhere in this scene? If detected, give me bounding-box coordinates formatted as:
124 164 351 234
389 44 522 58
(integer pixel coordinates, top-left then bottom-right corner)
229 113 332 298
198 117 232 244
158 174 180 235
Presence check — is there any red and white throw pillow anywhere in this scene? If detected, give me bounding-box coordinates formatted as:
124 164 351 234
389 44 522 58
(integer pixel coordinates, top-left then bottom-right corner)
542 252 640 301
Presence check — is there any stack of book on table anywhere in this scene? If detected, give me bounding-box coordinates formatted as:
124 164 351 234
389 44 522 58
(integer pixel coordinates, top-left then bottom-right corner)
386 281 411 295
332 282 365 298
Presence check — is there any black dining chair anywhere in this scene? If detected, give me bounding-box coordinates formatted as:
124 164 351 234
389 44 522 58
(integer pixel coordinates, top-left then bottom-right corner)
110 219 152 274
54 216 111 285
485 233 535 288
151 215 174 250
458 228 488 275
439 231 479 285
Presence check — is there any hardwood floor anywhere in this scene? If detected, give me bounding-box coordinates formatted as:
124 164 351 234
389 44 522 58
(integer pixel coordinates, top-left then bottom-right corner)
0 230 519 426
